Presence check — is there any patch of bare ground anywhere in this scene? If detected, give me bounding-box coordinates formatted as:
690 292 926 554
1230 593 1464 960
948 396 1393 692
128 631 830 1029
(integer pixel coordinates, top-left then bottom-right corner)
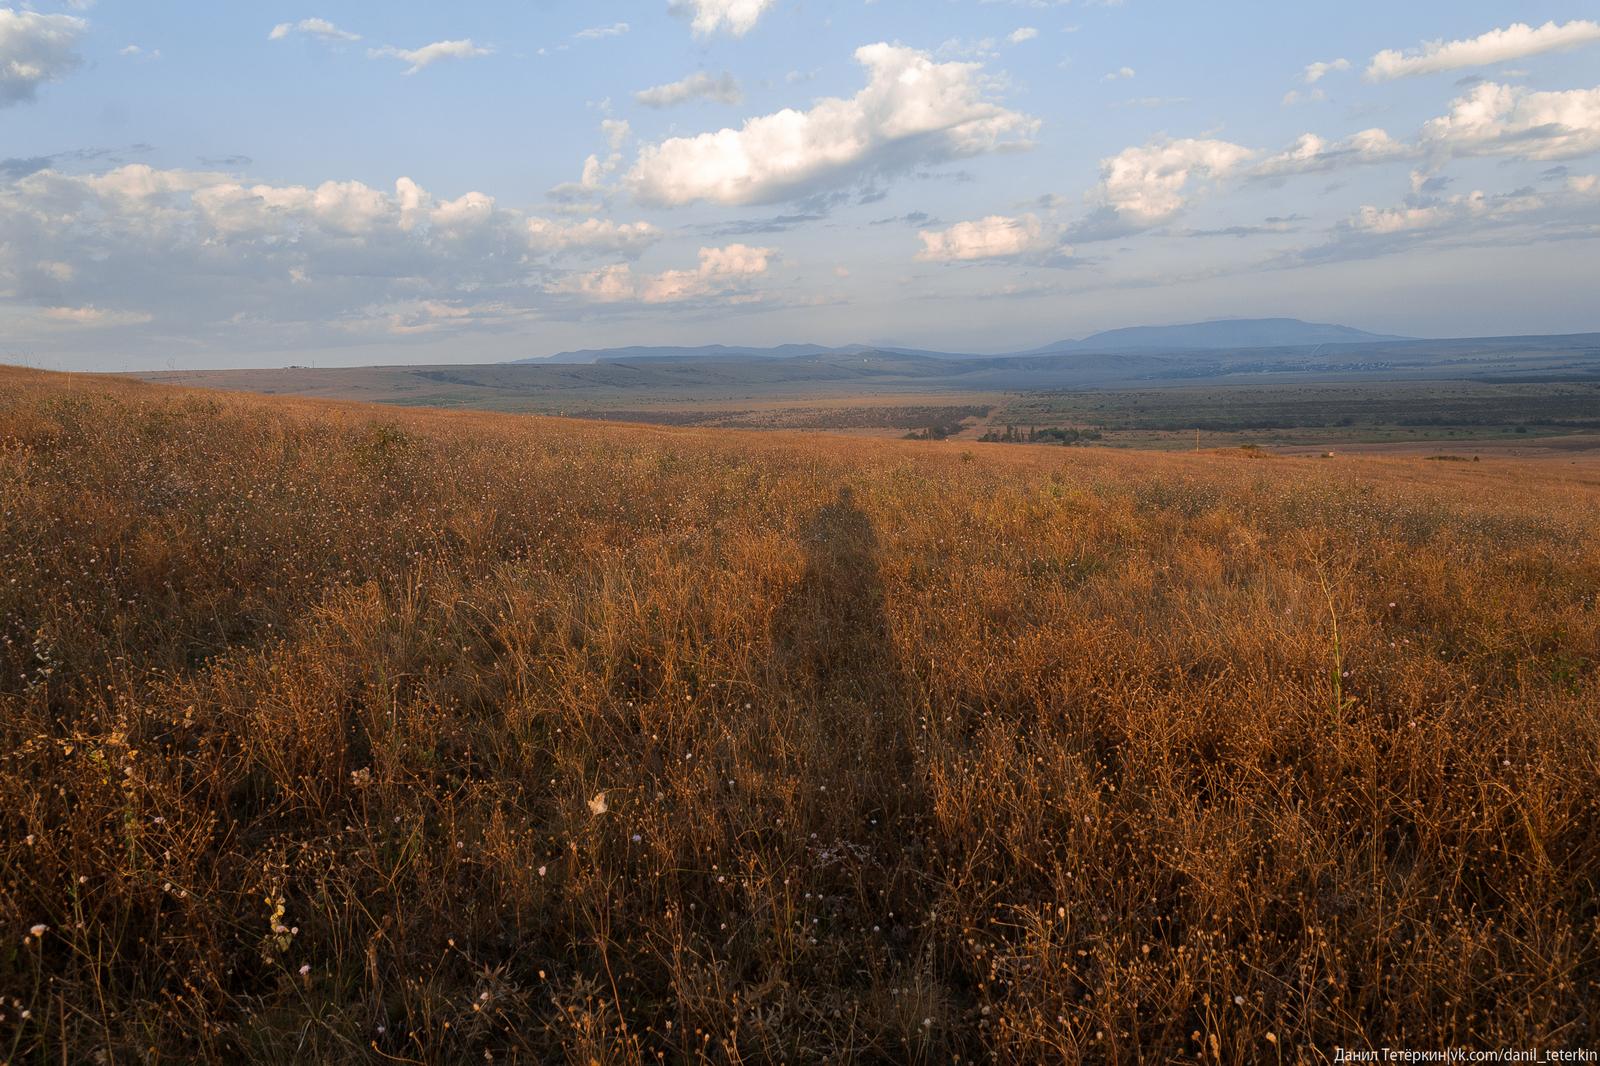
2 366 1598 1062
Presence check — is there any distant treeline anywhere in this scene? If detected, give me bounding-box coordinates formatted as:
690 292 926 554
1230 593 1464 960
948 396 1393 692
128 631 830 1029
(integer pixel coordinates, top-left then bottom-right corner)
977 425 1103 444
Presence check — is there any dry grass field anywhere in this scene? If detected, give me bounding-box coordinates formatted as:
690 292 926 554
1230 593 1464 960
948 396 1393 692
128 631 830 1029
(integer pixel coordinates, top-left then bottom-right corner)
2 366 1598 1064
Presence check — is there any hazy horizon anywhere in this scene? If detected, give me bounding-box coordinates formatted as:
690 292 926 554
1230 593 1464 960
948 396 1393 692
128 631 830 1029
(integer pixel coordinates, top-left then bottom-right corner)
3 2 1599 372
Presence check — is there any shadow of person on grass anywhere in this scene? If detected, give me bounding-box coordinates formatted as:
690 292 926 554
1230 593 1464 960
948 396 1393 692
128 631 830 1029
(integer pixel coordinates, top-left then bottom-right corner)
771 486 894 702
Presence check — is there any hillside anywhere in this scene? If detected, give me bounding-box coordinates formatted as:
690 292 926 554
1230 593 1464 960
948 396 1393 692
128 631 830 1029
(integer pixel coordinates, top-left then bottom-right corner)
3 366 1598 1061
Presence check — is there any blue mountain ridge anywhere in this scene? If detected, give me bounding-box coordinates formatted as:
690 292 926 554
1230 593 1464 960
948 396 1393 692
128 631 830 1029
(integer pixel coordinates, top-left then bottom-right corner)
510 319 1416 364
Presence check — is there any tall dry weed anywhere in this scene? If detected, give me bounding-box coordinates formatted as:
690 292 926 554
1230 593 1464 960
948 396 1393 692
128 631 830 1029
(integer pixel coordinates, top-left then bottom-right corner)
1 366 1597 1063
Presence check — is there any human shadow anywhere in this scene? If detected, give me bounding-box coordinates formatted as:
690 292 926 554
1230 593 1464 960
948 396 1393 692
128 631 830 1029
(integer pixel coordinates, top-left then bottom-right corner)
771 486 894 701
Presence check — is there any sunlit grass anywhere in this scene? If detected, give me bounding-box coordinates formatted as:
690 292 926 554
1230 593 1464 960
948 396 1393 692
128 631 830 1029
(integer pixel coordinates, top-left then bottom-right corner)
2 365 1597 1062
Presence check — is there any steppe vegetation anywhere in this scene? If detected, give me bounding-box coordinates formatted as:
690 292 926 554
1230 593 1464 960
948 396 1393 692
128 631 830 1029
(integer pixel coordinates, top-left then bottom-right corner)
1006 381 1600 440
2 366 1598 1063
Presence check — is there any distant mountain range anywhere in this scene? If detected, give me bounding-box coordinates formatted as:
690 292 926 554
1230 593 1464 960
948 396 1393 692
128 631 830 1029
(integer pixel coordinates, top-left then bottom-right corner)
1015 318 1414 355
512 318 1418 365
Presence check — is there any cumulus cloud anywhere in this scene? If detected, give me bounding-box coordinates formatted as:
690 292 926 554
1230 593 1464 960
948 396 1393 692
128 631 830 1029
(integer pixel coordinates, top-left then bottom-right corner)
0 165 661 340
1286 173 1600 263
0 7 88 106
626 43 1036 207
669 0 776 38
270 18 359 43
915 213 1057 260
43 305 154 327
1068 137 1255 240
547 243 777 304
634 70 744 108
1250 81 1600 180
368 39 493 75
574 23 628 40
1300 58 1348 84
1366 20 1600 82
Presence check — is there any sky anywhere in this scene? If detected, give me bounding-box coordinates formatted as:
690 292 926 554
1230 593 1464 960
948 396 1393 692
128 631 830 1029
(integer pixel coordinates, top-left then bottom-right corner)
2 1 1599 371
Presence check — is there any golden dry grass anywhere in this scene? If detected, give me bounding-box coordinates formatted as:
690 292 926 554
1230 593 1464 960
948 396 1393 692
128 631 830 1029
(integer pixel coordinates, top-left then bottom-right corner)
2 366 1598 1064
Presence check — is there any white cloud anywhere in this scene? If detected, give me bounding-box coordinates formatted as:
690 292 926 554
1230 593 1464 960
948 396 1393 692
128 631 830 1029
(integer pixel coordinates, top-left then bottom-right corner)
626 43 1037 207
1281 89 1326 107
634 70 744 108
548 243 776 303
915 213 1058 261
1286 173 1600 263
1251 81 1600 180
1069 137 1256 240
0 166 662 340
368 39 493 75
43 305 154 327
1009 28 1038 44
1366 20 1600 82
1300 58 1348 84
0 7 88 106
270 18 360 43
574 22 629 40
669 0 776 38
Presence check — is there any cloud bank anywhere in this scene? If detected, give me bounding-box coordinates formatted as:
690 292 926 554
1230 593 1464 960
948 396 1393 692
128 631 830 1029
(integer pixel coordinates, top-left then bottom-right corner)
1251 81 1600 179
0 166 660 338
0 7 88 106
626 43 1036 207
1366 20 1600 82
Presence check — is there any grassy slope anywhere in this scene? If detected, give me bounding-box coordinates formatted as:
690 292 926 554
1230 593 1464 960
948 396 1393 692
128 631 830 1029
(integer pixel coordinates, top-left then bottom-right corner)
2 367 1599 1063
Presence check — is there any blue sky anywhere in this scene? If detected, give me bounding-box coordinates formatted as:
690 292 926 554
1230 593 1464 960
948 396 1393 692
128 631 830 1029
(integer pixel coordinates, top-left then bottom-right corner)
3 1 1599 370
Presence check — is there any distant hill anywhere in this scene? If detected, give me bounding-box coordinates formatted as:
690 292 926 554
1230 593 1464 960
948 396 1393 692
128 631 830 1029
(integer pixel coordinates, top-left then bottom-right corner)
512 319 1419 364
510 342 951 364
1017 318 1415 355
